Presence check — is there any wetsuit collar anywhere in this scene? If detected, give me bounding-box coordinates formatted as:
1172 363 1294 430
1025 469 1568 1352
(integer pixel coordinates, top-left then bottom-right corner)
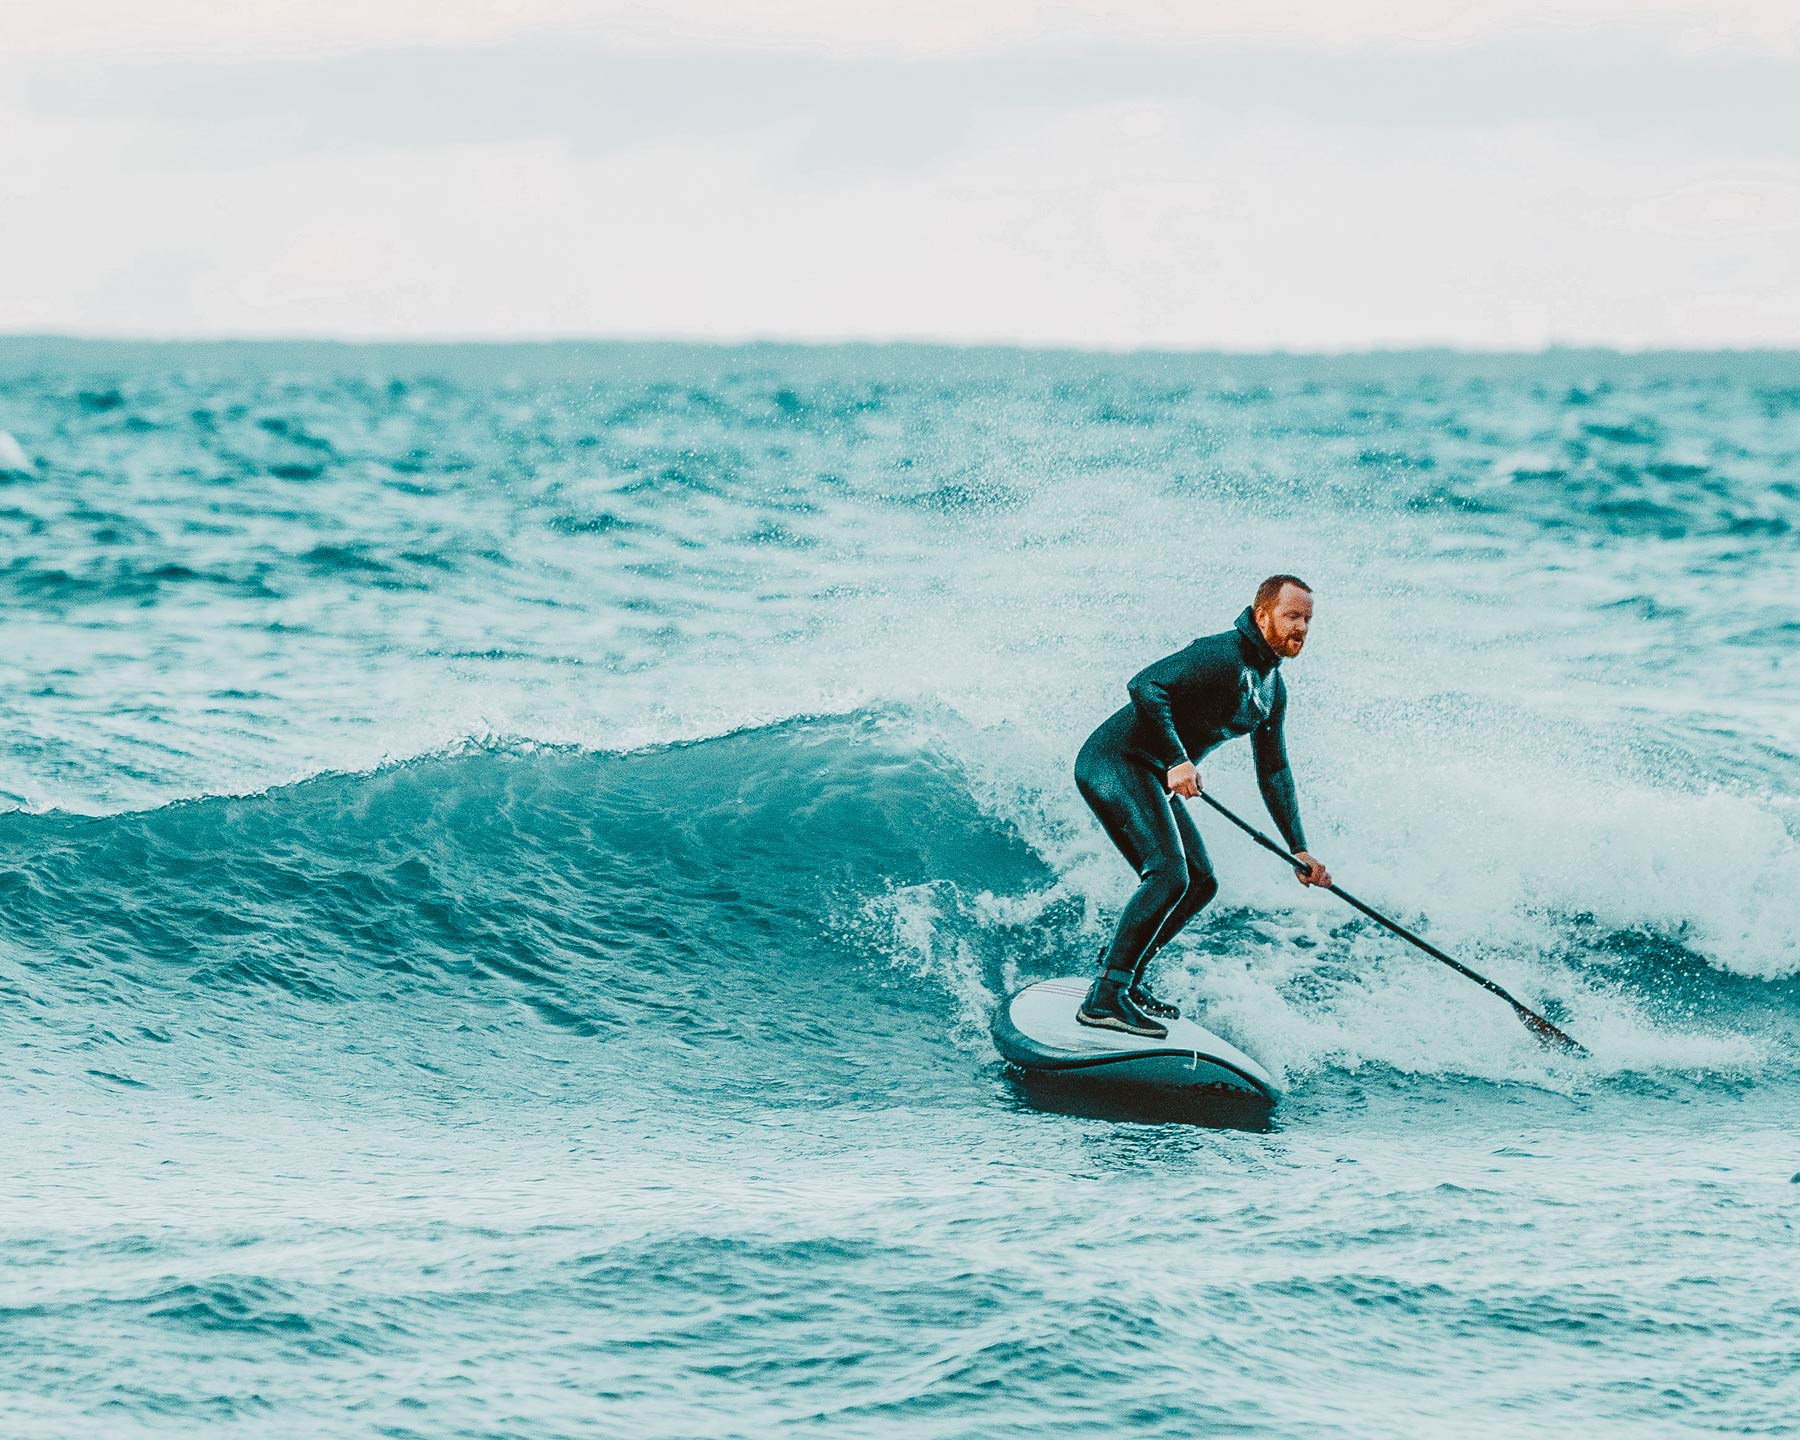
1234 606 1281 670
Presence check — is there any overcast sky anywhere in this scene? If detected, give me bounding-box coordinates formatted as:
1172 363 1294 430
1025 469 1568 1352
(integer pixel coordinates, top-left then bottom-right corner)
3 1 1798 349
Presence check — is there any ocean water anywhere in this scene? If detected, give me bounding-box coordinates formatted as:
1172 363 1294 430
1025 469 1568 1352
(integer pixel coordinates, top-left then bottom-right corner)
0 338 1796 1437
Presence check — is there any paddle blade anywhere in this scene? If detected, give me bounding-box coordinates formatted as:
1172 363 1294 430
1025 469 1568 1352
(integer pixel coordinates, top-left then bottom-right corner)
1517 1005 1587 1057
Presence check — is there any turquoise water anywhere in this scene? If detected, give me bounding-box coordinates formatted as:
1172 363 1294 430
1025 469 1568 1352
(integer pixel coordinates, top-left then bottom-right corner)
1 339 1796 1436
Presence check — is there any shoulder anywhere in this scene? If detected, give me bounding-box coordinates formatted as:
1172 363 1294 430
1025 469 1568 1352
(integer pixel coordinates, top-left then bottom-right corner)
1135 628 1240 685
1166 632 1249 691
1188 628 1242 663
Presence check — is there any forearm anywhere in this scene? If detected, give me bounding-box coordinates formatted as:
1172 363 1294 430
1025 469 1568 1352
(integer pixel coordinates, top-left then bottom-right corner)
1256 763 1307 853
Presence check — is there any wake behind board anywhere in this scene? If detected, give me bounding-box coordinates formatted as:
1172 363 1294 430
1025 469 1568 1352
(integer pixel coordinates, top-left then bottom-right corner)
992 977 1280 1103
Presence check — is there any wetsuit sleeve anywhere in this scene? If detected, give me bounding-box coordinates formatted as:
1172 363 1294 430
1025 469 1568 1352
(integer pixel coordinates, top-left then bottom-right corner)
1125 643 1204 771
1252 677 1308 853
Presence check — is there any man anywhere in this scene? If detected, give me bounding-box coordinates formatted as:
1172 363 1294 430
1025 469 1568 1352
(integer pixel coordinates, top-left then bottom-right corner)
1073 575 1332 1038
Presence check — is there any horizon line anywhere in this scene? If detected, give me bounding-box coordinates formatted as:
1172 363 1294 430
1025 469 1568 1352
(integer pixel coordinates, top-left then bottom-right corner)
5 331 1800 359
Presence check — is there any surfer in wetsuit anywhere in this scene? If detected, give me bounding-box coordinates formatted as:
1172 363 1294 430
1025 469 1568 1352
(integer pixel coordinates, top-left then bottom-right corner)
1074 575 1332 1038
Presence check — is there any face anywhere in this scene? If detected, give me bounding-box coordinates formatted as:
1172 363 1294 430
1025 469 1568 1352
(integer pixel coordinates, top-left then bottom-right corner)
1255 584 1314 658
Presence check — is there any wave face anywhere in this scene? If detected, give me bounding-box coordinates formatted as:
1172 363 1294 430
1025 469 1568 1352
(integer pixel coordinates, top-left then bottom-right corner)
1 716 1059 1108
4 709 1794 1106
1 339 1797 1438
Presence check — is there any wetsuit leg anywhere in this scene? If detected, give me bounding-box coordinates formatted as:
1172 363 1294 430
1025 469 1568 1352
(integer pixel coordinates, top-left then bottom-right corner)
1073 740 1190 982
1136 797 1220 970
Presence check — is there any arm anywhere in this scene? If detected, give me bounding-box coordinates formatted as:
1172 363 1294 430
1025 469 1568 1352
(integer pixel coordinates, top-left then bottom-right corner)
1251 678 1309 854
1126 647 1192 773
1126 640 1240 773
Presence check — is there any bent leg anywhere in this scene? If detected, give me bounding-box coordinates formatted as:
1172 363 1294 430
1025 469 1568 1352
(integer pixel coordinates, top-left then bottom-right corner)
1074 746 1189 982
1133 798 1220 977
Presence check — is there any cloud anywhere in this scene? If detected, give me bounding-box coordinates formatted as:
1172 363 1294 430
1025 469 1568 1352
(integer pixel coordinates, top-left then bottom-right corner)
2 19 1797 346
10 0 1800 61
17 43 1799 165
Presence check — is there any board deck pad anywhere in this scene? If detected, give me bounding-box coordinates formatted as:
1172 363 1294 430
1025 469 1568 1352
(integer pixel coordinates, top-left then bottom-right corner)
992 977 1280 1101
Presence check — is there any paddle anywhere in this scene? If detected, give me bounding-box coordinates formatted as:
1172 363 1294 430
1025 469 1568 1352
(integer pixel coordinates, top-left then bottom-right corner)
1194 791 1587 1057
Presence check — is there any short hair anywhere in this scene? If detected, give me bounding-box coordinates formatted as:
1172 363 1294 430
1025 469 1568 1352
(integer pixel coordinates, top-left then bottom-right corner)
1254 574 1312 613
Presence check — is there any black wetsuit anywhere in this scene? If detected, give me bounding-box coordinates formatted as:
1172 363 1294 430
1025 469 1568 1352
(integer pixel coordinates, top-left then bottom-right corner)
1074 607 1308 983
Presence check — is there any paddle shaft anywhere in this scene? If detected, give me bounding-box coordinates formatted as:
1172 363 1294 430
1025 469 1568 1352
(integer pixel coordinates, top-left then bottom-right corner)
1193 790 1584 1052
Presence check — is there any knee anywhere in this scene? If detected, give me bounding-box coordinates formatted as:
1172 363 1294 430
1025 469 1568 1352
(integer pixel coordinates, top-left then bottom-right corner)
1138 860 1188 910
1185 868 1219 910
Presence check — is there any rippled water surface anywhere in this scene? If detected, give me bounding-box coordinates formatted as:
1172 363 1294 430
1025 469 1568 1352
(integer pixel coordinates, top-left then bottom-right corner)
1 339 1796 1436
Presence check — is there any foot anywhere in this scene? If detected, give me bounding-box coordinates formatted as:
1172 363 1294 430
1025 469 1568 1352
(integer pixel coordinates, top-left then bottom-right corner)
1076 979 1169 1039
1129 985 1180 1022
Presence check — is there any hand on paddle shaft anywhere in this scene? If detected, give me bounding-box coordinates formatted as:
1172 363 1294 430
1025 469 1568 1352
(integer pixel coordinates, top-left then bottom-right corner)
1167 764 1332 888
1165 761 1203 798
1188 789 1588 1056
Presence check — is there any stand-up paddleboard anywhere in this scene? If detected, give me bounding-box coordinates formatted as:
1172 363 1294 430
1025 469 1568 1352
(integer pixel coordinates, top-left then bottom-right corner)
992 977 1280 1103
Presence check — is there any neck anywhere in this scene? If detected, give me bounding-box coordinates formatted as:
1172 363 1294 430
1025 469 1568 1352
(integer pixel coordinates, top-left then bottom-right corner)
1236 606 1281 668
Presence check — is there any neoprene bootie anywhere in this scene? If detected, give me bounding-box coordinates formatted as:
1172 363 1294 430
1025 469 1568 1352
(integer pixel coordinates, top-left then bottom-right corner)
1077 970 1169 1039
1128 982 1180 1021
